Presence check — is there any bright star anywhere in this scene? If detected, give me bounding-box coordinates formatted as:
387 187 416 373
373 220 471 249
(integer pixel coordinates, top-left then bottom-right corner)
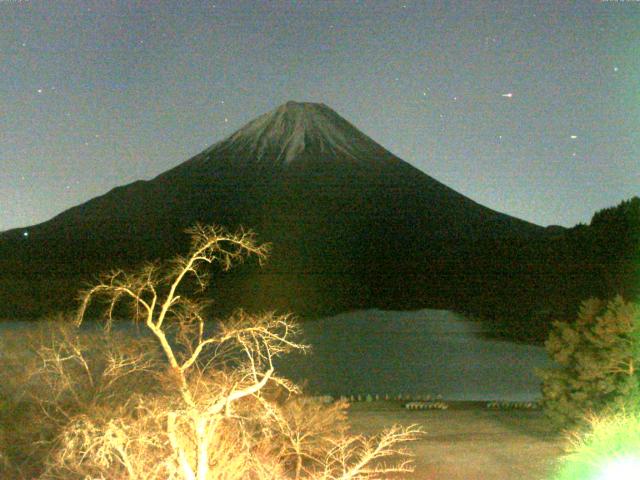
571 135 577 139
501 93 513 98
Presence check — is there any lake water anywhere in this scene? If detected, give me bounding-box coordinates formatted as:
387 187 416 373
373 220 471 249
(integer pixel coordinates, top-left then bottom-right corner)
0 309 551 402
275 309 551 401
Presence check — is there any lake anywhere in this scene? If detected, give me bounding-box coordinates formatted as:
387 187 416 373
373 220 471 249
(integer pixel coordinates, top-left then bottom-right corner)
0 309 551 401
276 309 550 401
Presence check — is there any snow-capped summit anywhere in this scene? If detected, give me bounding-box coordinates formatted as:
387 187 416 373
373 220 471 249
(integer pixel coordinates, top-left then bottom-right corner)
204 101 390 167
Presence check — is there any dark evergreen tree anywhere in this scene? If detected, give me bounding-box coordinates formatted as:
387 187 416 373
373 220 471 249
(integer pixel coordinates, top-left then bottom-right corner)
539 296 640 427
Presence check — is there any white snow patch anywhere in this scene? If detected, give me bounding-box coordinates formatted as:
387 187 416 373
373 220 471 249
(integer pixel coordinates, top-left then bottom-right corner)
221 102 384 164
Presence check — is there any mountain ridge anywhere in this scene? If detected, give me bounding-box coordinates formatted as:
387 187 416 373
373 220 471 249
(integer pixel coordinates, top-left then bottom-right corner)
5 103 540 240
0 101 552 319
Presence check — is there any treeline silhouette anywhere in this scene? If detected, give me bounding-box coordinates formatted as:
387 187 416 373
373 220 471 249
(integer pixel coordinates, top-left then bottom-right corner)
464 196 639 342
0 197 637 345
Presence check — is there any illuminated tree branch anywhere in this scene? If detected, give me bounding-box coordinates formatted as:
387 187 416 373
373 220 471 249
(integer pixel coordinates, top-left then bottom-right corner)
21 224 423 480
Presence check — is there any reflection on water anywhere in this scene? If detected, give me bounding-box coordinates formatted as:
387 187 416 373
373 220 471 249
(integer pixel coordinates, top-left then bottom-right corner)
275 309 550 401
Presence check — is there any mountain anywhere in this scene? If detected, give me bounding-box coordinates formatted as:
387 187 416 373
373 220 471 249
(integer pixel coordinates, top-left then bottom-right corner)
0 101 552 318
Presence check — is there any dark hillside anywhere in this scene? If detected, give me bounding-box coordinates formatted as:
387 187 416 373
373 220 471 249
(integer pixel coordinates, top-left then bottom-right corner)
3 102 633 343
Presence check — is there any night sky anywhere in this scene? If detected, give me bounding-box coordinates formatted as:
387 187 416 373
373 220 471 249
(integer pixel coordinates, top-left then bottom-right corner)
2 0 638 232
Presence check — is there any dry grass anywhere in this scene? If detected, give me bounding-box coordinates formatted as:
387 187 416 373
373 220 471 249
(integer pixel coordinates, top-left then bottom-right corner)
347 402 565 480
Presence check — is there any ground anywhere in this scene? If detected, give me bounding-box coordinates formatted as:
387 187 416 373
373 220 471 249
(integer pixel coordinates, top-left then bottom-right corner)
347 402 565 480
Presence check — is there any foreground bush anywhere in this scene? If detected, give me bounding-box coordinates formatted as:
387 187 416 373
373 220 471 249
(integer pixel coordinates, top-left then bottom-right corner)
552 405 640 480
1 224 420 479
538 296 640 428
0 317 162 478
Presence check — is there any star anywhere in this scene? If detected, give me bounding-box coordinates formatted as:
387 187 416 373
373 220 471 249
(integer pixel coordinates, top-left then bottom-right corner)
501 93 513 98
37 88 43 93
570 135 577 139
614 66 619 72
224 117 228 123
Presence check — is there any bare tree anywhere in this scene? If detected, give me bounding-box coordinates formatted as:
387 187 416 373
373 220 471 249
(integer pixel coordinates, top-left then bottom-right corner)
31 224 422 479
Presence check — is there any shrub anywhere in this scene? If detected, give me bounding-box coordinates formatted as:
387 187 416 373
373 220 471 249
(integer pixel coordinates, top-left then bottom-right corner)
538 296 640 428
0 316 161 478
551 405 640 480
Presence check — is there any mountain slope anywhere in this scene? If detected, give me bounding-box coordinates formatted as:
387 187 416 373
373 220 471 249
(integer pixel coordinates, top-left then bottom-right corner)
0 101 549 317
